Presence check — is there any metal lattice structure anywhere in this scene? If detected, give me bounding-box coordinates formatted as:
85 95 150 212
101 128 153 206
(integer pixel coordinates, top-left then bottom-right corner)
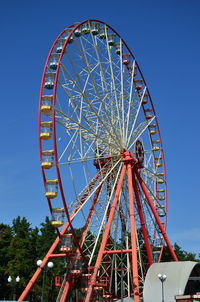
18 20 177 302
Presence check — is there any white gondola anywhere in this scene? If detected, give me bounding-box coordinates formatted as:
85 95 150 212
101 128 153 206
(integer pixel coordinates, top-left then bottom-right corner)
99 27 106 39
44 72 56 89
152 250 160 262
49 54 60 70
56 38 66 53
115 43 122 55
108 33 116 46
74 24 82 37
157 205 166 217
91 22 99 35
63 28 73 43
45 179 58 199
82 23 90 34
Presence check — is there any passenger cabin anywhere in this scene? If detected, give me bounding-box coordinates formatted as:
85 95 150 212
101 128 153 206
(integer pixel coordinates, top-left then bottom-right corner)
145 108 153 120
40 122 52 140
157 189 165 201
81 274 90 293
51 208 65 228
99 27 106 39
157 205 166 217
45 179 58 199
41 150 54 169
115 43 121 55
82 23 90 34
63 28 73 43
152 251 161 263
108 33 116 46
142 93 148 104
56 38 65 53
91 22 99 35
155 156 162 167
156 172 164 184
44 72 56 89
49 54 60 70
60 234 72 252
122 53 130 66
148 124 156 135
152 140 160 152
41 95 53 113
74 24 82 37
135 79 143 91
70 258 82 275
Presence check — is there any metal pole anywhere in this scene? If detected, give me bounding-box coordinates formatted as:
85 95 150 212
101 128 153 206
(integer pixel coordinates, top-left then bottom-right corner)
41 268 46 302
162 281 164 302
121 226 123 302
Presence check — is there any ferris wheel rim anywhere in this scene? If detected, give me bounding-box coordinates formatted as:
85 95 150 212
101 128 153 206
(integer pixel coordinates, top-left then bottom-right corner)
39 19 167 210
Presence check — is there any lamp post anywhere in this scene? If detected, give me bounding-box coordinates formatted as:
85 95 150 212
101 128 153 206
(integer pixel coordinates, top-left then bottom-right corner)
158 273 167 302
8 275 20 300
37 260 54 302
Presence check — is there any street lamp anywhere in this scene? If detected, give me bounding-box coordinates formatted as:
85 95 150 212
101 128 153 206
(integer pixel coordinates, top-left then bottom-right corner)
158 273 167 302
8 275 20 300
37 260 54 302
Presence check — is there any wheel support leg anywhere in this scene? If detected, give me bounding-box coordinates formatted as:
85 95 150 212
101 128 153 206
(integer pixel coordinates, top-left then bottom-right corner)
60 182 104 302
132 170 153 266
127 163 139 302
134 168 178 262
84 164 127 302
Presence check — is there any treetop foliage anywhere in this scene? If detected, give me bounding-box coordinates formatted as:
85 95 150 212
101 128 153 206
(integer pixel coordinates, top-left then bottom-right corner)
0 216 199 301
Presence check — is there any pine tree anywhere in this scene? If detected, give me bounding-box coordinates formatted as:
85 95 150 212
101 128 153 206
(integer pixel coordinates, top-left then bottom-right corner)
0 223 13 299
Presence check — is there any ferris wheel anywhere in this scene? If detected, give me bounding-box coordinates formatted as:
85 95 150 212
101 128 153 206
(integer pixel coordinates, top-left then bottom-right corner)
19 20 177 302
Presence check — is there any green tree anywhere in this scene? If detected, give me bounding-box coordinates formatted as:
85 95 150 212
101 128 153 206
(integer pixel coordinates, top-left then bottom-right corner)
6 217 35 299
0 223 13 300
161 243 199 262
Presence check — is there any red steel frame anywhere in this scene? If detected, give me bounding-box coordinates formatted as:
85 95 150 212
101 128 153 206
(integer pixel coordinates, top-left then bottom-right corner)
83 152 177 302
18 20 176 302
18 152 177 301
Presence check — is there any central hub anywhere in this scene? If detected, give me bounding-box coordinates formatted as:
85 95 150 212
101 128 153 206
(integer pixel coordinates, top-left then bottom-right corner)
121 140 144 168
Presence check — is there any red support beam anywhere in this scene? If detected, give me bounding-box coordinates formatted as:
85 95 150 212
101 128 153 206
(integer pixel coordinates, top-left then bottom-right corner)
134 168 178 262
60 180 104 302
18 221 70 301
127 163 140 302
103 249 132 254
132 171 153 266
84 164 127 302
18 171 101 301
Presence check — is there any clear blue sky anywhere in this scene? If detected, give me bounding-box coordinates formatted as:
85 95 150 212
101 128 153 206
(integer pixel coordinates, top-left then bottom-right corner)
0 0 200 255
